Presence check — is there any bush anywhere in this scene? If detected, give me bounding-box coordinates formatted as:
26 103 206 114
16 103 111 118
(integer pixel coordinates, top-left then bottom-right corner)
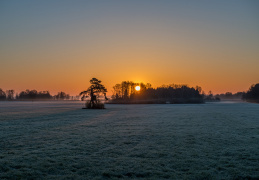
84 100 105 109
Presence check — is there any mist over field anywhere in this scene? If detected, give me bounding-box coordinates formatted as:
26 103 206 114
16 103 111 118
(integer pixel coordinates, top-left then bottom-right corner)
0 101 259 179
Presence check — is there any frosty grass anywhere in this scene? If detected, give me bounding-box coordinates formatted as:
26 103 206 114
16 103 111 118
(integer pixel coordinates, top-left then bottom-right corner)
0 101 259 179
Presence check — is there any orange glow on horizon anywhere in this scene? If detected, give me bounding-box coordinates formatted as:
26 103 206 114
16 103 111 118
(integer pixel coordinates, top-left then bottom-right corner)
0 2 258 97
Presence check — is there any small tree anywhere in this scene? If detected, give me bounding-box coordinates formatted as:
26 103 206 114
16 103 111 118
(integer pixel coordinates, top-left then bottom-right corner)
80 78 108 109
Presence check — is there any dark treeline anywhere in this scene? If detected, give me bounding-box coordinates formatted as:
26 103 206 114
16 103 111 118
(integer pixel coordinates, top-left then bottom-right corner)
53 91 70 100
110 81 203 104
111 81 151 100
0 89 7 100
0 89 74 101
203 91 245 101
203 91 220 101
215 92 245 100
18 90 52 100
1 82 258 103
0 89 15 100
200 84 259 103
243 83 259 103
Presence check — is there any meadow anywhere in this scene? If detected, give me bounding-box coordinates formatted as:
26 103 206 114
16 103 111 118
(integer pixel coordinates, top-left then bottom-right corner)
0 101 258 179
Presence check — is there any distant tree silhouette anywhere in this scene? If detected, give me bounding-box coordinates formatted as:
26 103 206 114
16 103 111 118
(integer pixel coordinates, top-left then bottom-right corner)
243 83 259 103
225 92 233 98
203 91 221 101
0 88 6 100
29 90 38 99
112 81 151 101
235 92 245 99
111 82 203 104
215 92 244 100
38 91 52 99
17 89 52 100
112 83 122 99
80 78 108 109
54 92 69 100
6 90 15 100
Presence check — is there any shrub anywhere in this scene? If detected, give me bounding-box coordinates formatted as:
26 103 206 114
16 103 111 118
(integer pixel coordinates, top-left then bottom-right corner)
84 100 105 109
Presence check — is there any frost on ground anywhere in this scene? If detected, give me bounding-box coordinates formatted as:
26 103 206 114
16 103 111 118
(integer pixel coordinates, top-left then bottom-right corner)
0 101 259 179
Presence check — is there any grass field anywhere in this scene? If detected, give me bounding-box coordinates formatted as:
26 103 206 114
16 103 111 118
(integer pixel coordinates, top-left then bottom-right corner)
0 101 258 179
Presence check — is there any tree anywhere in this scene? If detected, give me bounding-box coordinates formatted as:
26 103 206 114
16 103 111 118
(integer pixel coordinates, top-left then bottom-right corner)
38 91 52 99
0 88 6 100
225 92 233 99
6 90 15 100
111 82 203 104
17 90 53 100
80 78 108 109
112 83 122 99
112 81 152 101
244 83 259 102
54 91 69 100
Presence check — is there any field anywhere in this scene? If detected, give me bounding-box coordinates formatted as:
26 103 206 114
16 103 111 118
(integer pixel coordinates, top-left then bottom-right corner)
0 101 259 179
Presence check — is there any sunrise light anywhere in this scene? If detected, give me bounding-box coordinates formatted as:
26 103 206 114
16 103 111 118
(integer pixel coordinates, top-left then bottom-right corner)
135 86 141 91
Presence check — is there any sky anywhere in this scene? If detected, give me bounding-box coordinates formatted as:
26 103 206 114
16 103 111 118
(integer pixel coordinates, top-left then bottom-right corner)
1 0 259 96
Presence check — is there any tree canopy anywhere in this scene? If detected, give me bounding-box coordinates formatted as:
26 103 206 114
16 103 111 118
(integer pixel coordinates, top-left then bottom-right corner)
80 78 108 109
243 83 259 103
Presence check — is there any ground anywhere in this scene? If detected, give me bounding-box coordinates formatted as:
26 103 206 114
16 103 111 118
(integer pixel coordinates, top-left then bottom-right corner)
0 101 259 179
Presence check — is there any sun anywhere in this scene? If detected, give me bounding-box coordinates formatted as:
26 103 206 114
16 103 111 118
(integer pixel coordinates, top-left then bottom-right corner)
135 86 140 91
